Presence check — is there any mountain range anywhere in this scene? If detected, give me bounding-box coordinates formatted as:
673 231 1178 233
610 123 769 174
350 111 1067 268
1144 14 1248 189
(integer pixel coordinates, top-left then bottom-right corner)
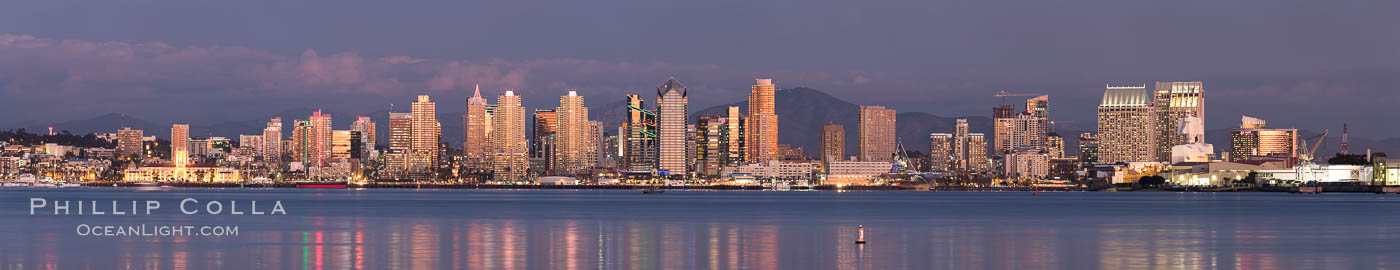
6 87 1393 159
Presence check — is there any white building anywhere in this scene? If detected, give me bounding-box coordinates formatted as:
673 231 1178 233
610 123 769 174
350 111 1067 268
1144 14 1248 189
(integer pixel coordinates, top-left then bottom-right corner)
1004 147 1049 180
729 160 813 180
826 160 892 185
1258 165 1373 184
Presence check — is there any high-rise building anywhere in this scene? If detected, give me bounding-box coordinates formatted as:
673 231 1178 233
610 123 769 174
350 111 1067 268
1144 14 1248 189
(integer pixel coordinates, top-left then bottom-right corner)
746 78 780 163
1097 85 1156 163
171 124 189 167
490 90 528 182
464 86 490 168
724 106 746 167
309 110 333 167
656 78 688 176
967 133 989 171
1046 133 1065 158
858 105 897 162
992 105 1016 155
622 94 657 171
331 130 359 159
117 127 143 158
291 120 315 165
1228 116 1297 162
588 121 605 167
1007 96 1049 152
1153 81 1204 161
386 112 412 177
350 116 376 160
1078 133 1099 166
1005 147 1049 180
928 133 952 171
694 115 726 177
686 124 698 170
239 134 263 158
532 109 558 160
409 95 440 178
821 123 845 166
553 89 590 174
262 117 282 162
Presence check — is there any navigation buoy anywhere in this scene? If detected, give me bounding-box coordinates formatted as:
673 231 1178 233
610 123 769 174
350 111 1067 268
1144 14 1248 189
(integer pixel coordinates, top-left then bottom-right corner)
855 225 866 244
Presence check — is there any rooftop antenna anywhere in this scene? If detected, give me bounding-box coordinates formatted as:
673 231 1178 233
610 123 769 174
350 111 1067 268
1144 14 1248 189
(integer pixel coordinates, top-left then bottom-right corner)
1341 123 1350 155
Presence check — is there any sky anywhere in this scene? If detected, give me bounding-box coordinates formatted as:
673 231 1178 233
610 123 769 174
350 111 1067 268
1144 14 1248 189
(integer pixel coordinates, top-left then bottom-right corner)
0 0 1396 137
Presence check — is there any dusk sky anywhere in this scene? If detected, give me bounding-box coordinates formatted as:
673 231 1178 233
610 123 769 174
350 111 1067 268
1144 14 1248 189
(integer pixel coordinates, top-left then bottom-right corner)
0 0 1395 137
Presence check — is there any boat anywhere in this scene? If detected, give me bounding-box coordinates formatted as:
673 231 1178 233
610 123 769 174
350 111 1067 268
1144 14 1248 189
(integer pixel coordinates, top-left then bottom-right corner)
642 188 665 194
294 181 348 189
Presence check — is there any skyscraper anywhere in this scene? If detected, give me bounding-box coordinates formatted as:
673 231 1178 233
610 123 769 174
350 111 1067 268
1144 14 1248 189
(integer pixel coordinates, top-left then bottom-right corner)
695 115 725 177
262 117 282 163
588 120 605 167
491 90 528 182
291 120 315 165
386 112 412 177
553 89 590 174
656 78 688 176
1153 81 1204 161
858 105 897 162
821 123 845 171
746 78 779 162
532 109 558 161
1078 133 1099 166
967 133 989 171
992 105 1016 155
1013 95 1049 151
464 86 490 168
621 94 657 171
1046 133 1065 158
309 110 333 167
171 124 189 167
724 106 746 167
928 133 952 171
350 116 376 161
1097 85 1156 163
409 95 439 179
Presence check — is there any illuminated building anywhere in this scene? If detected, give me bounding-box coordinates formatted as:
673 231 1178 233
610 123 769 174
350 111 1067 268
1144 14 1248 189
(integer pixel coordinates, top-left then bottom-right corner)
464 85 490 168
170 124 189 167
858 105 896 162
746 78 780 162
724 106 745 167
1078 133 1099 166
1046 133 1065 158
695 115 726 177
490 90 528 182
1153 81 1204 162
261 117 282 162
821 123 845 172
386 112 412 177
553 89 590 174
1004 147 1049 180
1229 116 1297 162
656 78 688 176
532 109 557 162
992 105 1016 155
1097 85 1156 163
928 133 952 171
621 94 657 171
351 116 376 160
409 95 440 179
309 110 333 167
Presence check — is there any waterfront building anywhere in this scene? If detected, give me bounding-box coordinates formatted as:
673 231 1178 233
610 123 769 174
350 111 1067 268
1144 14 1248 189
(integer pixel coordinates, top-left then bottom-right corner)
746 78 780 162
1046 133 1065 159
553 89 590 174
728 160 813 180
621 94 658 172
409 95 439 179
656 78 688 176
1048 158 1080 180
170 124 189 167
124 165 241 182
821 123 845 172
826 160 894 185
1229 116 1297 162
385 112 412 178
724 106 746 166
464 86 490 168
928 133 952 171
1097 85 1157 163
1078 133 1098 166
858 105 897 162
1004 147 1049 180
1153 81 1205 162
992 105 1016 155
350 116 376 160
695 115 726 178
490 90 529 182
532 109 557 162
261 117 282 162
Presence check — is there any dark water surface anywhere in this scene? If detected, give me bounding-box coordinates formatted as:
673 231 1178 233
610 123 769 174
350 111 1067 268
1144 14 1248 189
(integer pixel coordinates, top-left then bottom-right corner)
3 188 1399 269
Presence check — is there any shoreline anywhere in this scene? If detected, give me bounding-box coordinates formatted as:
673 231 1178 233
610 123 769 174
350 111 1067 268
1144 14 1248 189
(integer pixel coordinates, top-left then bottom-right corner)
56 182 1400 193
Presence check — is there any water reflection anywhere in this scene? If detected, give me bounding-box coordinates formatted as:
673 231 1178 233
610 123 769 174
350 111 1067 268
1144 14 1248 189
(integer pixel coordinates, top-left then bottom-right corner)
3 190 1400 269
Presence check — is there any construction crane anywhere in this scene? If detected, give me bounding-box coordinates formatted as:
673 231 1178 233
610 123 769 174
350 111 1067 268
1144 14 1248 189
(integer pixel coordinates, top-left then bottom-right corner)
892 138 914 173
993 90 1039 106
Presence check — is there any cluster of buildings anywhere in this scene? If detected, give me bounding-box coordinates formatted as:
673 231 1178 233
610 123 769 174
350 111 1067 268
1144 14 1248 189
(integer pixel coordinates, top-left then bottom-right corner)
4 78 1397 188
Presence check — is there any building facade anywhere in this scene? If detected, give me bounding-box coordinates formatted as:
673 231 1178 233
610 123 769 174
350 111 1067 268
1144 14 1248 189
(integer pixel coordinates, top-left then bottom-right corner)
1097 85 1156 163
858 105 896 162
1153 81 1205 162
656 78 689 176
746 78 780 163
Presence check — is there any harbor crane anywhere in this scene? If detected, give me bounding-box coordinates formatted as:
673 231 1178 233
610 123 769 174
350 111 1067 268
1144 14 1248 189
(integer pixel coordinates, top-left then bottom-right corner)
1295 130 1329 183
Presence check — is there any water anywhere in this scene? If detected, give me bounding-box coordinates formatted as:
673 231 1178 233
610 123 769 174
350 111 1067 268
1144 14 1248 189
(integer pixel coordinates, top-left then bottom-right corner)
3 188 1400 269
